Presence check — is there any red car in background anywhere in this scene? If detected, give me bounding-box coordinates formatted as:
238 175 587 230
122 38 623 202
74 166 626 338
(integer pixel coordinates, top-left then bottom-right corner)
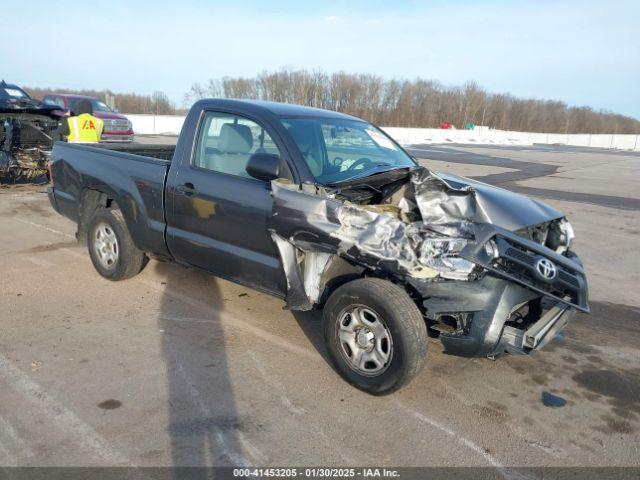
42 94 134 142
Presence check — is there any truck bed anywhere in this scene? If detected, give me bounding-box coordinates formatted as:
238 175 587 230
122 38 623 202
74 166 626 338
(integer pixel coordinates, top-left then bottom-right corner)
49 141 172 258
83 142 176 162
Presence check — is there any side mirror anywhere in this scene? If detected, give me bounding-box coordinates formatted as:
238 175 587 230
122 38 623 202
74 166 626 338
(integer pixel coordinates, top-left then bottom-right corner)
246 152 281 182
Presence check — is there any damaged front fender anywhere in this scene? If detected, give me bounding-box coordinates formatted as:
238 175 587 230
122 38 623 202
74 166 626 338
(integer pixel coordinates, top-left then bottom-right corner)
267 168 479 310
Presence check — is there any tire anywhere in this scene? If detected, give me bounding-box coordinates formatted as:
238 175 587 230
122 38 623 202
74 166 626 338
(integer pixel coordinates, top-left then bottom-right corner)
322 277 428 395
87 208 147 281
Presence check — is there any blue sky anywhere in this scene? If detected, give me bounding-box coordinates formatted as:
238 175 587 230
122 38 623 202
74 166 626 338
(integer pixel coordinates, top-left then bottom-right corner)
4 0 639 117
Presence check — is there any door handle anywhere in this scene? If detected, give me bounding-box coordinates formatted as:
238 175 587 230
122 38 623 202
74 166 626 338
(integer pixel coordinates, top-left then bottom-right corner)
176 182 197 196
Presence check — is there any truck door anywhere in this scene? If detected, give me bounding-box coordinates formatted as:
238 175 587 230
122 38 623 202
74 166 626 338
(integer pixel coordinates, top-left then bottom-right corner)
165 111 288 297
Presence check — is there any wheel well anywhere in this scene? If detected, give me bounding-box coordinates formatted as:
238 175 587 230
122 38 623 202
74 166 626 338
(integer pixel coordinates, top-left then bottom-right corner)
77 188 116 245
319 267 424 315
319 272 362 305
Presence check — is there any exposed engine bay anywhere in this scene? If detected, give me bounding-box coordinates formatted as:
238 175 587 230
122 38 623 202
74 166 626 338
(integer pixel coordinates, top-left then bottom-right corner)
0 84 63 183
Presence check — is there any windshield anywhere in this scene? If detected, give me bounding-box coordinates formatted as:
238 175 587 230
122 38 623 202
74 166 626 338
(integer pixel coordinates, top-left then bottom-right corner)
68 98 113 113
0 85 31 100
281 118 415 184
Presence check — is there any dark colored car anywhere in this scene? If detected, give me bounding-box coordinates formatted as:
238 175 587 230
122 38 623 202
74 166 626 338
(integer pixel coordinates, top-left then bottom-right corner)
0 81 65 182
42 93 134 142
47 99 589 394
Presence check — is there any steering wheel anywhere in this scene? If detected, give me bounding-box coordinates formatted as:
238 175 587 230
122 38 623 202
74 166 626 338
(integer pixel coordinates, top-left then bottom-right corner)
347 157 374 171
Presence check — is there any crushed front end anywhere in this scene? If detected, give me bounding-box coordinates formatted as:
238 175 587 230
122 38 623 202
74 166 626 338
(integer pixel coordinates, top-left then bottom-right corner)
269 166 588 359
1 99 63 183
412 223 588 357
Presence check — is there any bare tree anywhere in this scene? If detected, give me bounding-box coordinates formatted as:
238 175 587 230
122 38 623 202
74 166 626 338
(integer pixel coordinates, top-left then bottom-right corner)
26 86 178 115
184 69 640 133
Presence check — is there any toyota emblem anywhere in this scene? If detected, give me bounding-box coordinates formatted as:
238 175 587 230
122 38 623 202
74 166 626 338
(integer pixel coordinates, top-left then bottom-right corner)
535 258 557 280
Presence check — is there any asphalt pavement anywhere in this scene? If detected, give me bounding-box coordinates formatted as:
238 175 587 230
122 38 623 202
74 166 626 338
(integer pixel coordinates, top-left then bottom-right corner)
0 143 638 471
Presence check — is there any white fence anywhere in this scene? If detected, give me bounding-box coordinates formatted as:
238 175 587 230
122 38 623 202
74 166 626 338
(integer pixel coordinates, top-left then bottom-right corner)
382 127 640 151
126 114 186 136
126 114 640 151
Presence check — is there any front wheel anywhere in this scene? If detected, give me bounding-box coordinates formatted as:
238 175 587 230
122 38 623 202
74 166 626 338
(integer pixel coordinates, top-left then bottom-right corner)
87 208 147 281
322 278 428 395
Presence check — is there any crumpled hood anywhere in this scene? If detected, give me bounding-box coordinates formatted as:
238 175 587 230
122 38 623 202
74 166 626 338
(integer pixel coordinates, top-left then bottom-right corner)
434 172 563 231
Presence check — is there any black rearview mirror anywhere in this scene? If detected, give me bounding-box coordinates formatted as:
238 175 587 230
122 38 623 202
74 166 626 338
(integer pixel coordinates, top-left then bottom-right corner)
246 152 281 182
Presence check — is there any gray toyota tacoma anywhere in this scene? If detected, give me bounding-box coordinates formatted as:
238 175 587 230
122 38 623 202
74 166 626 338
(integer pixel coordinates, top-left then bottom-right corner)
47 99 589 394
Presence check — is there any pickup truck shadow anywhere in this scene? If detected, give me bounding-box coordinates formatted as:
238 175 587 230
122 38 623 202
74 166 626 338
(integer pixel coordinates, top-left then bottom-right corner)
290 310 332 364
155 261 245 471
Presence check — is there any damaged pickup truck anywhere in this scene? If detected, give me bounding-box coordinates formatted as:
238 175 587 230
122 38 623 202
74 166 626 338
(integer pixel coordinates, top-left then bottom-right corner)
0 82 64 183
48 99 589 394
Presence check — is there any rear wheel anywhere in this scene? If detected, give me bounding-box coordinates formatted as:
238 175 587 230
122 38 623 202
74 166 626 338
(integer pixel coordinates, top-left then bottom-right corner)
322 278 428 395
87 208 147 281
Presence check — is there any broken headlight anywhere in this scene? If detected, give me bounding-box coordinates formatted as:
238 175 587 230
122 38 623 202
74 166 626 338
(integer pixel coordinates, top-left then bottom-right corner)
547 218 575 253
419 238 476 280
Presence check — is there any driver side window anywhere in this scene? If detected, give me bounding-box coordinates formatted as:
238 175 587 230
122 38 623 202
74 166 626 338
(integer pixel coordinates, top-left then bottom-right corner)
194 112 282 179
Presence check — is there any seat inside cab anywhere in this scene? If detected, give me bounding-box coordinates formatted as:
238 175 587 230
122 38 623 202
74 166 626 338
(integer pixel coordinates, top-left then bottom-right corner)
196 114 292 180
202 123 254 177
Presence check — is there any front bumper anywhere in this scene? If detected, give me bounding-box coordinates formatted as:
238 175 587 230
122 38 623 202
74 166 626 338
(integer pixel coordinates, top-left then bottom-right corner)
412 275 579 357
409 223 588 358
501 299 575 354
101 131 134 142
